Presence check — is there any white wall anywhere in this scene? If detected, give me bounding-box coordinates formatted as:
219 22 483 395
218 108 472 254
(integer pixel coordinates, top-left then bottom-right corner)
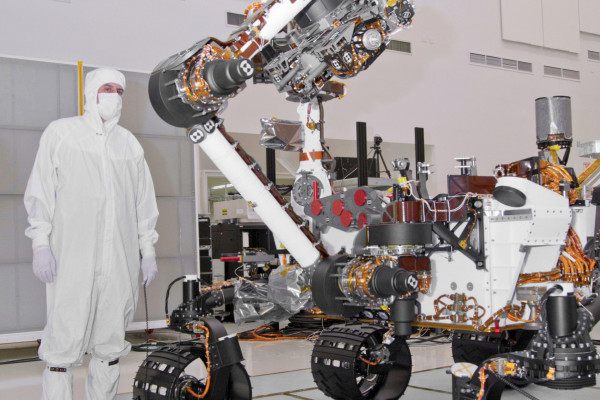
0 0 245 71
2 0 599 194
0 58 197 340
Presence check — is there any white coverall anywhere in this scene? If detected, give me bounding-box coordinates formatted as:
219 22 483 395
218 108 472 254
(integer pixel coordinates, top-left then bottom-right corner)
24 69 159 400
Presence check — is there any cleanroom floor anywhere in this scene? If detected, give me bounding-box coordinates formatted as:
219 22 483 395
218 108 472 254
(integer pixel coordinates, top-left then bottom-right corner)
0 323 599 400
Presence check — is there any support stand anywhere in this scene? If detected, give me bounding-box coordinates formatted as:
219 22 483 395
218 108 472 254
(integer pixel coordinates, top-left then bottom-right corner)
370 139 391 179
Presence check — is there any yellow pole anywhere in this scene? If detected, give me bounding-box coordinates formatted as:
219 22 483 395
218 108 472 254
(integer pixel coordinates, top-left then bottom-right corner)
77 61 84 116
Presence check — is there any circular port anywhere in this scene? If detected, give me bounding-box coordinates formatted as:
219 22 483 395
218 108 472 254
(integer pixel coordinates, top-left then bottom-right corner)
340 210 353 227
332 199 344 216
311 200 323 215
354 189 367 206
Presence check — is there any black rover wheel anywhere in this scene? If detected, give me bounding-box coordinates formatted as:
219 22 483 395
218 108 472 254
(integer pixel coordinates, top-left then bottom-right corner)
452 329 534 365
452 329 535 388
132 344 251 400
311 325 412 400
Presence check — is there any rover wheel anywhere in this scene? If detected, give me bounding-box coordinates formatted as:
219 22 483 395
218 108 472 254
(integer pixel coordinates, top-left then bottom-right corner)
311 325 412 400
452 330 534 388
132 344 251 400
452 329 534 365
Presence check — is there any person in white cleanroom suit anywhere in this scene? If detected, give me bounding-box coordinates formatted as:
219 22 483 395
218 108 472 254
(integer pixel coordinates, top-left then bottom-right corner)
24 68 159 400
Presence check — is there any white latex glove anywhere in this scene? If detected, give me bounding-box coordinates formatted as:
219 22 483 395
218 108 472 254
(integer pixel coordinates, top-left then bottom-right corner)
141 257 158 287
32 246 57 283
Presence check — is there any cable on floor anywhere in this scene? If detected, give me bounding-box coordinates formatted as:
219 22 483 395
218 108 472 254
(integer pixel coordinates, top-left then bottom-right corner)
0 356 41 366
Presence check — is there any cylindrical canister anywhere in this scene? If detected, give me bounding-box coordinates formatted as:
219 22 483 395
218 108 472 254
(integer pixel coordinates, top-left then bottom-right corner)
535 96 572 144
183 278 200 303
547 294 578 338
391 298 415 338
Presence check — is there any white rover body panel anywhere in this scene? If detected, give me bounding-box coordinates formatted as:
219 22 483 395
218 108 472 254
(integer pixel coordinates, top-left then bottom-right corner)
420 177 572 330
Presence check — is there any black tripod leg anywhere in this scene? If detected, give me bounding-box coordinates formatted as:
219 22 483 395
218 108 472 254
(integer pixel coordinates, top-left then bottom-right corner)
372 152 380 178
379 152 392 178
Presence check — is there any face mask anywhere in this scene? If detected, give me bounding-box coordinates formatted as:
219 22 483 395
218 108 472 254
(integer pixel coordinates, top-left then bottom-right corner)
97 92 123 121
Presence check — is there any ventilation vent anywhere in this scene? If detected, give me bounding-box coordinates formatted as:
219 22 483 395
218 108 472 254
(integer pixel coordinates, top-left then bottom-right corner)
387 40 412 54
470 53 486 64
544 66 562 77
562 69 580 80
518 61 533 72
486 56 501 67
502 58 518 70
227 12 245 26
589 50 600 62
544 65 580 80
469 53 533 73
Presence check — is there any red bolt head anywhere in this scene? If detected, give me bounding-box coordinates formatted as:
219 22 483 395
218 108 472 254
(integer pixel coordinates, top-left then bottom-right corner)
311 199 323 215
358 213 367 228
340 210 353 227
354 189 367 206
331 199 344 216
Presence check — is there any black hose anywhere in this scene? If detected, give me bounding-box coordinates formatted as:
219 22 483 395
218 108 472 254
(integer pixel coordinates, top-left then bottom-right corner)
131 338 204 352
586 295 600 325
144 284 149 400
165 276 186 318
487 369 540 400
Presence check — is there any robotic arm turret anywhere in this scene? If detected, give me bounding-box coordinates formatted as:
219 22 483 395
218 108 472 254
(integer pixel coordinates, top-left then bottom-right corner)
148 0 415 129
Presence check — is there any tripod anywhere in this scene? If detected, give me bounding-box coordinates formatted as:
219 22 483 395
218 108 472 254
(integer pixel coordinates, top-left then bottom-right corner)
370 141 391 178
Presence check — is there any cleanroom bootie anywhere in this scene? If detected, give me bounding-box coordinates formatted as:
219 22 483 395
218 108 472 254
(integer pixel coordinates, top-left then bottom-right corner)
41 365 73 400
84 357 120 400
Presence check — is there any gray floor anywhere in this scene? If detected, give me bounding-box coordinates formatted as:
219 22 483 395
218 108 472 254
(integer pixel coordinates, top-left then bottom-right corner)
115 366 600 400
2 325 599 400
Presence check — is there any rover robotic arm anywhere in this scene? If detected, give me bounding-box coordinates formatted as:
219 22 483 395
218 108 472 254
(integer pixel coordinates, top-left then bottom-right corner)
148 0 415 271
149 0 415 127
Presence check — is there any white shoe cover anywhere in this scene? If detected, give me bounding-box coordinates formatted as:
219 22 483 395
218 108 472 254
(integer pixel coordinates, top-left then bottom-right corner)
84 358 120 400
41 365 73 400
